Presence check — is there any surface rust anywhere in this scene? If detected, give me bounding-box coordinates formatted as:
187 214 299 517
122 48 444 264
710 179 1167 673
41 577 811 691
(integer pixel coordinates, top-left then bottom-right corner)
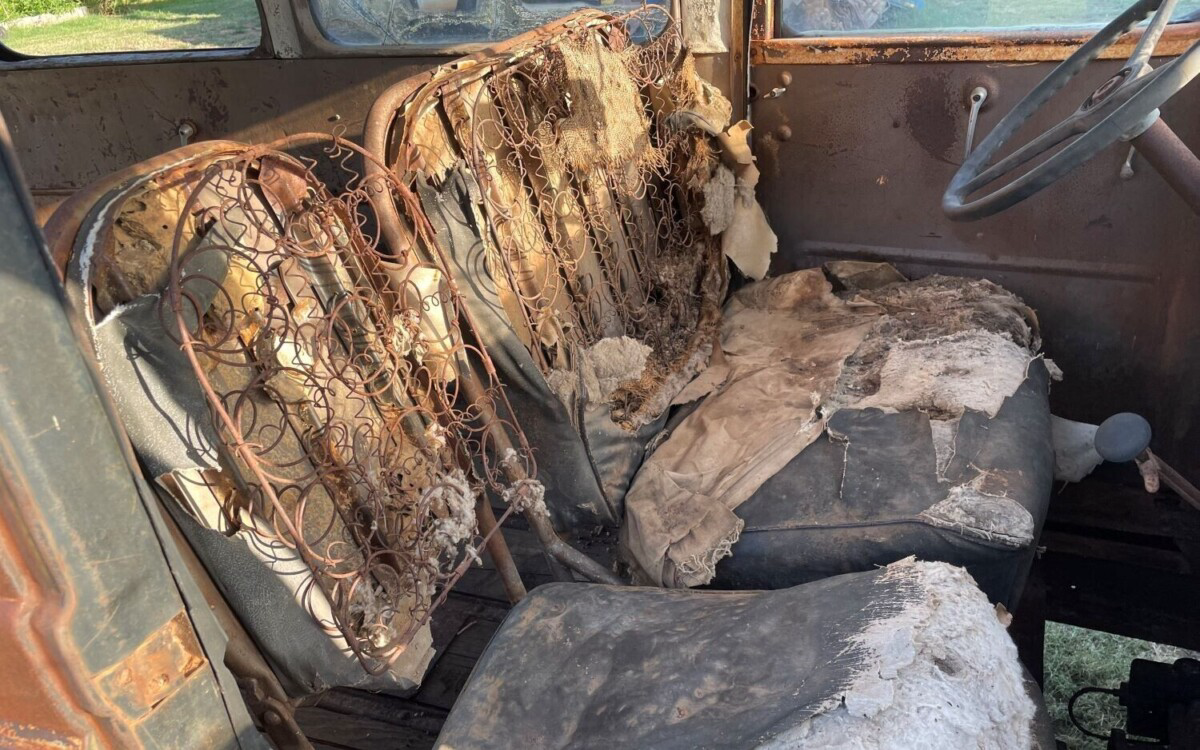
0 449 139 749
0 721 82 749
94 611 207 720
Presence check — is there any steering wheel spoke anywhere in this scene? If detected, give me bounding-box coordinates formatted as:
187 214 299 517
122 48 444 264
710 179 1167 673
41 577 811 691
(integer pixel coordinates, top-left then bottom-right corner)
966 114 1086 194
1129 0 1179 74
944 0 1200 220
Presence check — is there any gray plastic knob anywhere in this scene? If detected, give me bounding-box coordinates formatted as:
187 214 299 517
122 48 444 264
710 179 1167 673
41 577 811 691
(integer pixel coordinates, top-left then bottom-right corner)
1094 412 1152 463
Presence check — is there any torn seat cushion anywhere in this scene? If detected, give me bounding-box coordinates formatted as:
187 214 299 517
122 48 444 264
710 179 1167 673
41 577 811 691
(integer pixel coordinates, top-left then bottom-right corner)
714 364 1053 607
620 270 1054 607
434 559 1057 749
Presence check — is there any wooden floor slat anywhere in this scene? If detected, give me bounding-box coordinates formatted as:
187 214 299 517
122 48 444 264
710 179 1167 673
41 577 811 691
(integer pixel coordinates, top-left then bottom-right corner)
297 706 440 750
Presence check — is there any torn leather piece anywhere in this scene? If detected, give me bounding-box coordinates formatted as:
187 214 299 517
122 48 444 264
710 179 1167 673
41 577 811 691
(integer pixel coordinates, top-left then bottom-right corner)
852 329 1035 419
670 335 730 406
919 483 1035 548
621 269 882 587
716 363 1054 607
712 120 777 280
832 274 1041 409
824 260 908 291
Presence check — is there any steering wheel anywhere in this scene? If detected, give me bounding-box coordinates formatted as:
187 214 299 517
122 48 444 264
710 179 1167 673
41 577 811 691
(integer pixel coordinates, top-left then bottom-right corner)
944 0 1200 220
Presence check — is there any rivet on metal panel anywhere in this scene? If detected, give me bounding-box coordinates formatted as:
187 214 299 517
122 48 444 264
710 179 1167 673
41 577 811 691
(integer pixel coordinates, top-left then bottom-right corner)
778 71 792 86
776 125 793 141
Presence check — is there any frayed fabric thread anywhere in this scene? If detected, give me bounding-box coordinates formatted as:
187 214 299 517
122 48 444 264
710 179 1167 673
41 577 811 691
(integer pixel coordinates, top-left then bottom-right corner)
502 478 550 518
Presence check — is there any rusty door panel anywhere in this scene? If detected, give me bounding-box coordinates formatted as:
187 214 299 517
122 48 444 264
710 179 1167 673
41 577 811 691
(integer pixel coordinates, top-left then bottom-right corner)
750 59 1200 473
0 120 262 747
0 56 448 213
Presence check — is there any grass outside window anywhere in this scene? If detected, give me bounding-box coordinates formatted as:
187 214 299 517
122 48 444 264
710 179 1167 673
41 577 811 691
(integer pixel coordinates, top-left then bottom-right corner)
1 0 260 56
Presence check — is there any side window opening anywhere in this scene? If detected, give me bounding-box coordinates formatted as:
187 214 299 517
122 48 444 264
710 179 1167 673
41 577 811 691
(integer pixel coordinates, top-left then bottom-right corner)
0 0 261 57
779 0 1200 38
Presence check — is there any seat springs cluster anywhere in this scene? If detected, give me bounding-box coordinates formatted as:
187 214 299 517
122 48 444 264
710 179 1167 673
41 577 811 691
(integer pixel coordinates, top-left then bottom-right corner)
386 6 730 430
162 136 536 673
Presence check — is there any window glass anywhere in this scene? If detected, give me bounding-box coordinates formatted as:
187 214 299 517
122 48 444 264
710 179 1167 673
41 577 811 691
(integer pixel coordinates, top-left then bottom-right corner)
0 0 261 56
779 0 1200 38
310 0 656 46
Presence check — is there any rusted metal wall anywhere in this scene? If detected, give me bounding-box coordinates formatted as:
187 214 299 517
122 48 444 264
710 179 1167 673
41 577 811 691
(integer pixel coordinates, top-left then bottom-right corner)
751 57 1200 476
0 56 447 214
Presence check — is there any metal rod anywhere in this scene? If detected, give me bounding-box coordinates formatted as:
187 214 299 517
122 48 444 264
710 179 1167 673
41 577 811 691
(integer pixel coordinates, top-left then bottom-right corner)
528 511 623 586
1130 118 1200 215
964 86 989 160
458 367 623 585
1147 449 1200 513
475 496 528 602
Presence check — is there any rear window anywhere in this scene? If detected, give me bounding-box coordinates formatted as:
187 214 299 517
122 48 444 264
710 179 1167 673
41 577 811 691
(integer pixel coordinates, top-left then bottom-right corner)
779 0 1200 38
0 0 261 56
309 0 655 46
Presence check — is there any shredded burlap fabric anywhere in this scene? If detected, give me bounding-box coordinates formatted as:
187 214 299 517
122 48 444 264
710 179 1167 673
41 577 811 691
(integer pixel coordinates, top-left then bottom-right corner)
553 32 655 173
621 270 884 587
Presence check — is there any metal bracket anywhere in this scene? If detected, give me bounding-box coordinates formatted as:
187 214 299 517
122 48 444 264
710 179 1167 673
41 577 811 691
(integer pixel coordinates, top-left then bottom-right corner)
964 86 989 160
177 121 196 149
1121 147 1137 180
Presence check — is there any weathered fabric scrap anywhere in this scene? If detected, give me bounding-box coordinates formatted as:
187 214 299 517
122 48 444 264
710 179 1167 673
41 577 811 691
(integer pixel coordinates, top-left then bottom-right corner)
621 269 882 587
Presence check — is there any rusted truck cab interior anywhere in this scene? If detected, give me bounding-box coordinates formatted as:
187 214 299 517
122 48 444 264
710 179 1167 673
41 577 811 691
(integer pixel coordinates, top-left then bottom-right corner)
2 0 1200 748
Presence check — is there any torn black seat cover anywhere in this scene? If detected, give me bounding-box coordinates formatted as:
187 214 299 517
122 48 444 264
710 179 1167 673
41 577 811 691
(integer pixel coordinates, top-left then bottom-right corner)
434 559 1057 749
715 364 1053 607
